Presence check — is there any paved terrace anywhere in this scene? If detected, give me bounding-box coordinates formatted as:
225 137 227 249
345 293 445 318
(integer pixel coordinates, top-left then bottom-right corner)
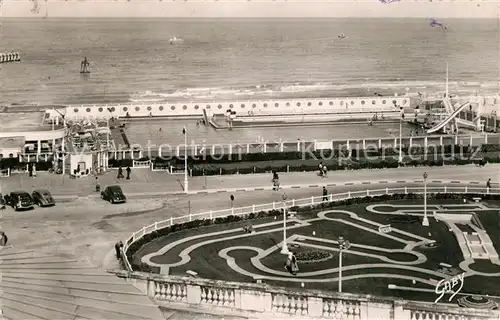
0 111 64 132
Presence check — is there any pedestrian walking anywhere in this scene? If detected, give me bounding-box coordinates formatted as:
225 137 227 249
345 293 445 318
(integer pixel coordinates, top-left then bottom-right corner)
126 166 131 180
486 178 491 192
0 232 8 246
285 252 299 275
115 241 123 259
322 186 328 202
318 162 323 177
291 252 299 275
322 165 328 178
272 171 280 191
117 166 124 179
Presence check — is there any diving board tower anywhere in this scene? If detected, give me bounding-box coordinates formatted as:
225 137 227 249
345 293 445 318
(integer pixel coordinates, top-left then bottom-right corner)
475 95 484 132
426 62 474 134
444 62 458 134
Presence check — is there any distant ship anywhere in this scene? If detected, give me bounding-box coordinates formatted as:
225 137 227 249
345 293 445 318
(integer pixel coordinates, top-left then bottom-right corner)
169 36 183 44
338 33 348 39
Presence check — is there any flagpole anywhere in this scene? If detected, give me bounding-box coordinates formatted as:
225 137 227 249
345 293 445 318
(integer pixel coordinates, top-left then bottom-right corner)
399 105 404 163
183 127 189 193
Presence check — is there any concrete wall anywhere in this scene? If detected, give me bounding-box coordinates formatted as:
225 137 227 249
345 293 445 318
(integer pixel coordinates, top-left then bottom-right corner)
64 97 412 120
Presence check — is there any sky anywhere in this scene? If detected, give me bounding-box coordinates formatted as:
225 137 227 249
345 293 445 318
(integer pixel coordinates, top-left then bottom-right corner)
0 0 499 18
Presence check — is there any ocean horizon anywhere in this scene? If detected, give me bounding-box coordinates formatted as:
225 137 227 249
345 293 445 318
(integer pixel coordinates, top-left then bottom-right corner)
2 1 498 18
1 18 498 106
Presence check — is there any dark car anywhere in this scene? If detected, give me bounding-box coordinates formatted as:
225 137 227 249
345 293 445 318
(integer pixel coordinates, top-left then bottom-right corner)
32 190 56 207
101 185 126 204
4 191 35 211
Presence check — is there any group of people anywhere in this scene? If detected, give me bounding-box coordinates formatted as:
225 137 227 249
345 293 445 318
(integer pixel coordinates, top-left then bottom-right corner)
117 166 132 180
318 162 328 178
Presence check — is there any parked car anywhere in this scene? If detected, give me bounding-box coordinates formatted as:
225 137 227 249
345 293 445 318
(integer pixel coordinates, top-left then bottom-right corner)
101 185 126 204
4 191 35 211
32 190 56 207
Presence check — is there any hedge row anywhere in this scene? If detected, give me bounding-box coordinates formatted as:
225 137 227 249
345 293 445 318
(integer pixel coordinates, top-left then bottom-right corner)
0 159 53 171
124 192 500 273
110 154 499 174
108 143 500 169
153 143 500 165
155 155 497 176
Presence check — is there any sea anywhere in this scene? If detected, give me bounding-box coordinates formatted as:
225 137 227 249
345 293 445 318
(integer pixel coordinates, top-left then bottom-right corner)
0 18 499 106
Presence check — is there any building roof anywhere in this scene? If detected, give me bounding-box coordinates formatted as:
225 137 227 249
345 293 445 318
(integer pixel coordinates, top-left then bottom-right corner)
0 136 25 149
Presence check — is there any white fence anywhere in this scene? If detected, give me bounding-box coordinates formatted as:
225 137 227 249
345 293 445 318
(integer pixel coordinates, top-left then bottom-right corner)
132 159 151 168
0 168 10 178
122 185 500 271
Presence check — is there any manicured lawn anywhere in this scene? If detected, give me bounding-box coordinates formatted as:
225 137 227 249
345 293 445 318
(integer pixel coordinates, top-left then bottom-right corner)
477 210 500 253
468 260 500 274
133 200 500 301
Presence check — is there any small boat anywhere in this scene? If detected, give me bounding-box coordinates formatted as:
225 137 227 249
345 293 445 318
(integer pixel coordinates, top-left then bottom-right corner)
169 36 183 44
338 33 348 39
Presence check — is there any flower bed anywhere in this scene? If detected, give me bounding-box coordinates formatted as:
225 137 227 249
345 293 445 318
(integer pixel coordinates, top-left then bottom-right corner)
294 250 333 264
123 192 500 273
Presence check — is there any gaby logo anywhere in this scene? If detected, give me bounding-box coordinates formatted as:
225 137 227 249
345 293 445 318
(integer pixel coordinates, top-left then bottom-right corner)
434 273 465 304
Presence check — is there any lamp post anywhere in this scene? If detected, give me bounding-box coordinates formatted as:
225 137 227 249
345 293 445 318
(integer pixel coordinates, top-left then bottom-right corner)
182 127 188 193
281 193 289 254
399 106 404 163
338 236 351 293
422 171 429 226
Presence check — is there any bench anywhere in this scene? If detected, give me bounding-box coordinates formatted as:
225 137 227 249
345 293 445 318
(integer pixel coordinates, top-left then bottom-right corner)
439 262 452 268
287 211 297 218
186 270 198 277
253 276 264 284
473 197 481 203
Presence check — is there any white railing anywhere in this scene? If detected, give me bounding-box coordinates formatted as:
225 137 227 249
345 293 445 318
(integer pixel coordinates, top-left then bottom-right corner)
132 160 151 168
122 185 500 271
0 168 10 178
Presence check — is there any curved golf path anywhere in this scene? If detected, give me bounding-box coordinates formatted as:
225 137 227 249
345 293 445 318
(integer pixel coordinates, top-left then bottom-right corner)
140 183 500 289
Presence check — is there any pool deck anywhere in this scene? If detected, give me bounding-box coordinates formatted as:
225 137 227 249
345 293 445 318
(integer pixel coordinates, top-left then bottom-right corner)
0 111 63 132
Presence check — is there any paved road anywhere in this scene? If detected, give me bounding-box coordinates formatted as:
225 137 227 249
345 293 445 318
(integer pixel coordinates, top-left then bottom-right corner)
1 164 497 198
0 179 489 270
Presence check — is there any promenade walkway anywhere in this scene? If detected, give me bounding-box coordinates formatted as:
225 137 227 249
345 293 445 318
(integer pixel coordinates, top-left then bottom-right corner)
1 164 497 198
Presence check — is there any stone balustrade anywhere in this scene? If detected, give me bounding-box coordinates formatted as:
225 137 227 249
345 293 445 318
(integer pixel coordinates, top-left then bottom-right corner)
111 271 499 320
